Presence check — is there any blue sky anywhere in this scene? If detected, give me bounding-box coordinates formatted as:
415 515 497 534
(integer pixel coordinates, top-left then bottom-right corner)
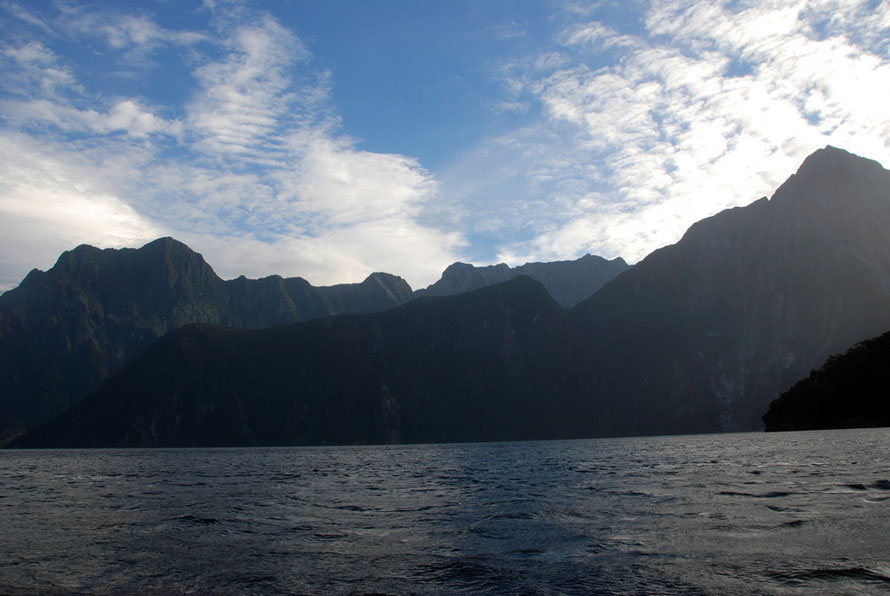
1 0 889 291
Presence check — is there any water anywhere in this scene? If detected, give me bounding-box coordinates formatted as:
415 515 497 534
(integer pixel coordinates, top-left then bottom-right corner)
1 429 889 595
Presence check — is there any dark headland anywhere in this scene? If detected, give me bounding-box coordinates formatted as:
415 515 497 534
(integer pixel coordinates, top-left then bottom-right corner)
763 330 890 431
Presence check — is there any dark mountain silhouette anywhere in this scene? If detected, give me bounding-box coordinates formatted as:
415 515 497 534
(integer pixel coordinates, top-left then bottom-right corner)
562 146 890 432
763 331 890 431
13 277 566 447
0 237 412 443
417 254 629 307
10 146 890 447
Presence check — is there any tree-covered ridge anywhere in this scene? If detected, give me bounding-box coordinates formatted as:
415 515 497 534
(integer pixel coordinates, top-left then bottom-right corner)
763 331 890 431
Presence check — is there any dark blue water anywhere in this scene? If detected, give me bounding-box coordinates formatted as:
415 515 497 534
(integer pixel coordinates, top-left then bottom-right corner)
2 429 890 594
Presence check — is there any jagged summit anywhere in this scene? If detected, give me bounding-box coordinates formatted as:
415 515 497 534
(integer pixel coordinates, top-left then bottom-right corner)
418 254 629 307
0 237 415 444
46 237 214 284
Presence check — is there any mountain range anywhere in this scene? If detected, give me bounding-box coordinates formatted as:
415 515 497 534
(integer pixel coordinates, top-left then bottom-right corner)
0 239 413 443
7 146 890 447
0 237 627 444
416 255 629 307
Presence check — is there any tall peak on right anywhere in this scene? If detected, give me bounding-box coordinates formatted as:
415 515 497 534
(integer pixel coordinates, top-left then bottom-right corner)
769 146 889 213
794 145 884 178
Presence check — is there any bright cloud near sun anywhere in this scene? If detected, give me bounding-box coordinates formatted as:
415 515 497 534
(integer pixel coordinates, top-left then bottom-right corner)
448 0 890 266
1 0 889 291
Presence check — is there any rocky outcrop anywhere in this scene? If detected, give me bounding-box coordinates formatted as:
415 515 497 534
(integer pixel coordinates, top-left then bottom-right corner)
417 254 629 307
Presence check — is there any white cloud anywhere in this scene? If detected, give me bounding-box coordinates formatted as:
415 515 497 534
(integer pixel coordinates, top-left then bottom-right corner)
449 0 890 265
0 132 163 290
2 98 183 138
187 14 320 161
4 41 55 65
95 15 206 49
181 218 465 289
3 2 54 34
278 134 437 225
0 6 465 291
52 4 208 50
4 0 888 295
2 41 78 95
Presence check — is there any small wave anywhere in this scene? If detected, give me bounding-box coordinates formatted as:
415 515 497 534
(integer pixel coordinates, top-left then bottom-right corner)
841 479 890 492
493 511 533 521
174 514 221 525
843 483 868 491
770 566 890 586
761 491 793 498
717 490 792 499
511 547 546 555
333 504 366 512
412 557 509 591
619 490 654 497
233 574 278 589
717 490 753 497
311 532 347 540
766 504 797 513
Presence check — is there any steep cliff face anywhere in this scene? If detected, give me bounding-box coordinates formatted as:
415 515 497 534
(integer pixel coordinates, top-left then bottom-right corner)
567 146 890 432
0 238 413 443
417 254 629 307
763 330 890 431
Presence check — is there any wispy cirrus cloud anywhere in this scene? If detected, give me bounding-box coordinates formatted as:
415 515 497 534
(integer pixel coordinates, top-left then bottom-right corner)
2 98 184 138
187 14 320 162
0 2 464 291
445 0 890 266
2 41 78 95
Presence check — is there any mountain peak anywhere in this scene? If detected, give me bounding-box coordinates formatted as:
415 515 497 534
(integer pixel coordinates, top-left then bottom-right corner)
141 236 194 253
138 237 208 267
794 145 884 179
52 243 106 274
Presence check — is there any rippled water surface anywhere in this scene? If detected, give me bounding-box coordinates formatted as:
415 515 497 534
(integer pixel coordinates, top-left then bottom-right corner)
2 429 890 594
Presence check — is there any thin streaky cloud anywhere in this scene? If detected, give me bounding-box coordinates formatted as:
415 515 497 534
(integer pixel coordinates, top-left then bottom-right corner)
3 2 54 34
451 0 890 266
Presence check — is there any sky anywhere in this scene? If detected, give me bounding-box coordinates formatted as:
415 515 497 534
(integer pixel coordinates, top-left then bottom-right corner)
1 0 889 291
